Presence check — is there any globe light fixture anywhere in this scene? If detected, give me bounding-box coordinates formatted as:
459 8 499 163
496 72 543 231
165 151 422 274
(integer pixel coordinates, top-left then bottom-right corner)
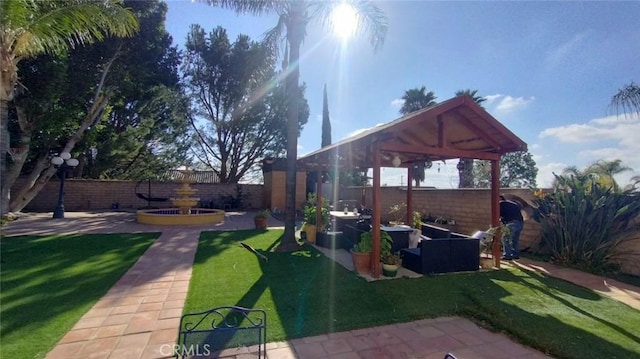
51 152 79 219
392 154 402 167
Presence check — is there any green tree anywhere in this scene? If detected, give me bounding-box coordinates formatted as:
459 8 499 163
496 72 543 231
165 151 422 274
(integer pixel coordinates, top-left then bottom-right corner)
610 81 640 116
0 0 138 215
202 0 387 249
455 89 486 188
183 25 309 183
399 86 437 115
7 0 187 212
473 151 538 188
560 159 633 193
398 86 437 186
322 84 332 148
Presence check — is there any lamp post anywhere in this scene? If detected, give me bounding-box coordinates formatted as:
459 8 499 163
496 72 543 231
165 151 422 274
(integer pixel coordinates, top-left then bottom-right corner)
51 152 79 219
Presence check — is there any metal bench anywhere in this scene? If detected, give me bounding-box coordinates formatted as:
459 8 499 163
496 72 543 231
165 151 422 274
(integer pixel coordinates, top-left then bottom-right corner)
177 306 266 358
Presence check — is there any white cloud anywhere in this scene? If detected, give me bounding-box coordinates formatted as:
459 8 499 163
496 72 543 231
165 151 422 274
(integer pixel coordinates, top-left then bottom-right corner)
540 114 640 147
538 113 640 182
484 94 535 113
484 94 503 104
496 95 535 112
536 162 569 188
391 98 404 108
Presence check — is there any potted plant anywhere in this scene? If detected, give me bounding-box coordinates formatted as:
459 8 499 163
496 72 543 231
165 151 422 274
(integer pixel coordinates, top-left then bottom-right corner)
381 253 401 277
351 230 393 275
254 210 269 229
388 203 407 226
303 193 329 244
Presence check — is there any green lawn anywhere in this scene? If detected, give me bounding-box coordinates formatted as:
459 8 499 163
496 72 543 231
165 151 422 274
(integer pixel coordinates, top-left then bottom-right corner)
0 233 159 359
187 229 640 359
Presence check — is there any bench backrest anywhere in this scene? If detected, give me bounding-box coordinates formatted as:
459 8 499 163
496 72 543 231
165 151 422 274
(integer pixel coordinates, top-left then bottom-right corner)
178 306 266 358
421 223 451 239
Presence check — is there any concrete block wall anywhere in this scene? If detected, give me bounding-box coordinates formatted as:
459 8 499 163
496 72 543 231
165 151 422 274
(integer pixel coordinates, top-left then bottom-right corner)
16 178 264 212
342 186 542 251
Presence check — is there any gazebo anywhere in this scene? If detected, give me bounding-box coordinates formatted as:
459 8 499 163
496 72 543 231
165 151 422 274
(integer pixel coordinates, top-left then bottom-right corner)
297 95 527 278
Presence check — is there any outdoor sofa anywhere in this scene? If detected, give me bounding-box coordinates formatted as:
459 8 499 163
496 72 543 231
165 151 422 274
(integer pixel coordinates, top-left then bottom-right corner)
400 223 479 274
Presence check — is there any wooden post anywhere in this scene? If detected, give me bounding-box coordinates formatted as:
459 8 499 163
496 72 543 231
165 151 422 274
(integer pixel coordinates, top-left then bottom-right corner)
406 165 413 225
316 169 322 235
491 159 501 268
372 144 381 278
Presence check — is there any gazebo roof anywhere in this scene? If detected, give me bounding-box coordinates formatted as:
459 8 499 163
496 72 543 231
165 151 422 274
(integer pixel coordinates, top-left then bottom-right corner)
298 95 527 170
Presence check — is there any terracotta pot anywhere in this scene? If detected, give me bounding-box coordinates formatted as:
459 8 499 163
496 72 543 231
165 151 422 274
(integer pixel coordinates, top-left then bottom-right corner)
254 217 267 229
305 224 317 243
351 250 372 275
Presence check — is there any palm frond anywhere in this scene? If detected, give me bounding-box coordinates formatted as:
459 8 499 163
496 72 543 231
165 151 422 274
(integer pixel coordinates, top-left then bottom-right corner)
10 0 138 58
610 81 640 116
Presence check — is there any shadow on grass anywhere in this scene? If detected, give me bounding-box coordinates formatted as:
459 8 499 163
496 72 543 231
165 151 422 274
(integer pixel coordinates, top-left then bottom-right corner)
187 230 640 359
0 233 158 358
452 269 640 359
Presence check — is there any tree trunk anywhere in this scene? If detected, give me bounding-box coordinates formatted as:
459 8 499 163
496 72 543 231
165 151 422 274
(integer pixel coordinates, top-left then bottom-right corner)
458 158 474 188
0 98 10 215
278 5 305 252
8 51 117 212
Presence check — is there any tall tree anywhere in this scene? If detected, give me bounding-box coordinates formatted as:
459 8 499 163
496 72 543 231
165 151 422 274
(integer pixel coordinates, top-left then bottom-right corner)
455 89 486 188
562 159 633 193
610 81 640 116
0 0 138 215
202 0 387 250
399 86 437 186
7 0 187 212
473 151 538 188
321 84 332 148
399 86 437 115
182 25 309 183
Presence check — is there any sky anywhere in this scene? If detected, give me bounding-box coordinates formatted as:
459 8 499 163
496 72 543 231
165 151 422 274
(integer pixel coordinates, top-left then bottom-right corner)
165 0 640 189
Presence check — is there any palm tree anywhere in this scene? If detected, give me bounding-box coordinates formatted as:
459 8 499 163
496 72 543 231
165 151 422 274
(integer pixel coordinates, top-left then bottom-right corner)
399 86 437 115
398 86 437 187
455 89 486 188
558 160 632 193
610 81 640 116
0 0 139 215
586 159 632 192
203 0 388 250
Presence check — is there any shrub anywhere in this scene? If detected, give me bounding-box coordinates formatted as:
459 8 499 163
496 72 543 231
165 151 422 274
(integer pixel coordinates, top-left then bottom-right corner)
532 173 640 273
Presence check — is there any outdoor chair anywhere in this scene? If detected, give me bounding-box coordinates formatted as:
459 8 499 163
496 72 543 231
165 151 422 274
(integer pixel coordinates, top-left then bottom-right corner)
177 306 266 358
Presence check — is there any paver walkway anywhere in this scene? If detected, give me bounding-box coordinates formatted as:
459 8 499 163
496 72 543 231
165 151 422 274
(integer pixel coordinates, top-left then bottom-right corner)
3 211 639 358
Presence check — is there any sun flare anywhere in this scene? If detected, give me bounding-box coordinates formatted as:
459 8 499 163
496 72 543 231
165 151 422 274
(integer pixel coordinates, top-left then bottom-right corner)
331 3 358 39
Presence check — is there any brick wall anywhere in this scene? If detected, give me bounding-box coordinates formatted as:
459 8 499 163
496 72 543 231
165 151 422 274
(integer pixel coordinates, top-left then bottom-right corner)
17 178 264 211
342 186 542 251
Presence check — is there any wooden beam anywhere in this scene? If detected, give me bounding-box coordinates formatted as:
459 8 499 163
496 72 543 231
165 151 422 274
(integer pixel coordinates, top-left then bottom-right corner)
379 143 501 161
491 159 501 268
456 115 503 149
372 143 382 278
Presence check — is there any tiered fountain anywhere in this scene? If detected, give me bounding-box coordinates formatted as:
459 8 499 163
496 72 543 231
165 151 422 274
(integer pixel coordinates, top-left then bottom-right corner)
136 170 225 225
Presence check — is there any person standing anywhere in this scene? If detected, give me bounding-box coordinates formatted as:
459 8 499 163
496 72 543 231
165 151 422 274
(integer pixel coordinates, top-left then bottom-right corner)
500 195 524 260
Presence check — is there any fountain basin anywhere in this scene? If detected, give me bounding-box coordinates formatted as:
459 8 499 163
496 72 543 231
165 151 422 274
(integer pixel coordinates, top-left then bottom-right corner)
137 208 225 225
